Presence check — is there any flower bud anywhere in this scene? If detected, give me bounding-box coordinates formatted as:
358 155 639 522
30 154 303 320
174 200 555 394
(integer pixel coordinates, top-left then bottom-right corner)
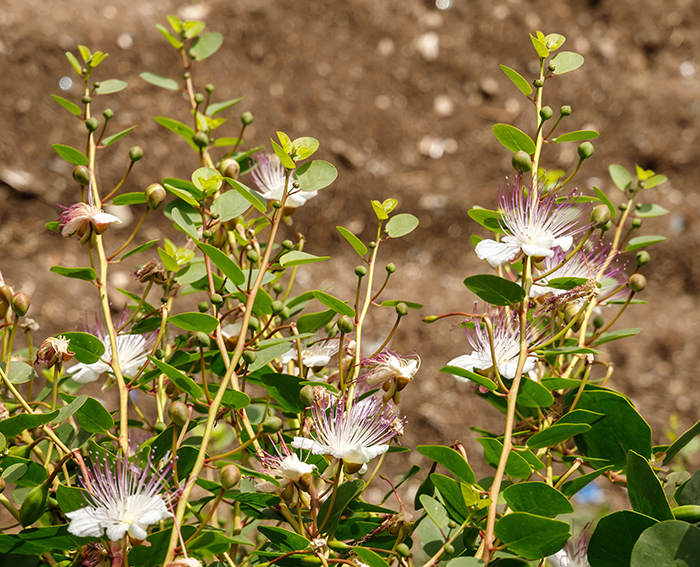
560 105 572 116
628 273 646 293
202 229 213 240
205 83 215 93
423 315 438 323
219 158 240 179
210 294 224 307
337 315 354 334
386 263 396 274
262 415 282 434
85 117 99 132
19 482 49 527
578 142 594 160
355 266 367 277
194 93 204 105
154 349 165 360
533 79 544 88
11 292 30 317
396 543 411 558
82 96 92 104
241 111 254 126
636 250 651 266
220 464 242 490
282 240 295 250
328 541 351 552
194 332 210 348
300 557 322 567
183 72 191 80
193 132 209 148
72 165 91 186
631 218 642 229
198 301 209 313
154 420 167 433
248 317 261 331
246 249 259 262
300 385 315 407
512 150 532 173
145 183 166 210
0 477 5 493
273 283 284 296
539 106 553 120
103 108 114 120
279 307 291 320
35 336 74 369
129 146 144 162
271 300 284 315
443 544 455 556
590 204 611 227
169 401 189 427
395 302 408 317
167 558 203 567
619 202 628 211
242 350 257 365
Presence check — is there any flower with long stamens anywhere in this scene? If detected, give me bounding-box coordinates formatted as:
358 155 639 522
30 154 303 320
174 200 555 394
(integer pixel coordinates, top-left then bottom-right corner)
292 394 404 473
360 351 420 392
250 152 318 208
547 525 591 567
475 180 589 268
59 203 121 239
66 453 175 541
448 306 538 381
256 438 316 503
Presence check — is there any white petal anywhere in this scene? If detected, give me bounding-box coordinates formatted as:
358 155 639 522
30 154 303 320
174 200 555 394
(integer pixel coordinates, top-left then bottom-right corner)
105 520 130 542
66 506 105 538
92 212 122 226
520 243 555 258
554 235 574 252
69 363 105 384
342 444 388 465
447 354 489 381
291 437 330 456
475 239 521 268
128 522 149 541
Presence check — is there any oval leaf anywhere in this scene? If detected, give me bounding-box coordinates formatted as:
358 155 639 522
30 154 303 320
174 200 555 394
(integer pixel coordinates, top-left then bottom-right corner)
61 331 105 364
50 265 97 282
279 251 330 267
102 125 137 147
551 51 584 75
190 32 223 61
140 72 180 91
553 130 600 143
148 356 204 399
588 510 658 567
630 521 700 567
312 291 354 317
386 214 419 238
609 164 632 192
295 160 338 192
441 365 497 391
500 65 532 96
196 241 245 286
51 95 82 117
627 450 674 521
112 191 146 206
336 226 367 256
95 79 127 94
503 482 574 518
625 235 666 251
52 144 88 166
492 124 536 154
495 512 570 559
168 312 219 334
211 190 251 221
417 445 475 484
463 275 526 306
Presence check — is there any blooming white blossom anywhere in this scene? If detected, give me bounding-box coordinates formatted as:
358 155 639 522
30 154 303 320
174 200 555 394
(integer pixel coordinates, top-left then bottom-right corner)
66 454 174 541
475 181 588 268
361 351 420 390
250 153 318 208
256 438 316 495
281 339 338 370
547 526 591 567
292 394 404 471
448 308 537 381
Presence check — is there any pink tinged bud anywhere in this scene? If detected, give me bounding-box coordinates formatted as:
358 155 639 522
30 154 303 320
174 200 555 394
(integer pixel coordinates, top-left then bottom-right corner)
145 183 166 210
35 336 74 368
11 292 30 317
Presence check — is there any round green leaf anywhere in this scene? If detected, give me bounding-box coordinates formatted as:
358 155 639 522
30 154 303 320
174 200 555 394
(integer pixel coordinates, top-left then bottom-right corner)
386 213 419 238
61 331 105 364
517 378 555 408
50 265 98 282
0 361 37 384
588 510 658 567
499 65 532 96
312 290 354 317
503 482 573 518
295 160 338 191
635 204 669 218
417 445 476 484
196 241 245 286
609 164 632 191
463 275 525 306
495 512 570 559
168 312 219 334
468 208 505 234
190 32 223 61
336 226 368 256
148 356 204 399
631 521 700 567
477 438 532 479
211 190 251 221
550 51 584 75
492 124 536 154
95 79 127 94
279 251 330 267
527 423 591 451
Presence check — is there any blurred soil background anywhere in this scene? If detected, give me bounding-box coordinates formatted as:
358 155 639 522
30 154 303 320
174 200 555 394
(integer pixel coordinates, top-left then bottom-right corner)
1 0 699 512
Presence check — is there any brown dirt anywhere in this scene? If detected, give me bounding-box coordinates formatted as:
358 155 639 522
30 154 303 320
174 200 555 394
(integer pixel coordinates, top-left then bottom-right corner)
1 0 699 497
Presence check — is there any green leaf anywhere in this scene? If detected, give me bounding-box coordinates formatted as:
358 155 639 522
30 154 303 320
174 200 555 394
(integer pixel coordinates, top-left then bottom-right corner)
446 559 485 567
380 300 423 309
196 241 245 286
271 140 296 169
78 45 91 61
52 144 88 166
295 160 337 191
527 423 592 451
545 33 566 51
248 342 292 372
630 521 700 567
257 526 309 552
58 393 114 434
430 473 472 522
530 34 550 58
206 97 244 116
210 191 250 222
140 72 180 91
371 199 390 220
594 328 642 346
539 346 601 355
550 51 584 75
609 164 632 191
0 411 59 438
312 291 354 317
56 484 91 514
625 235 666 251
225 178 268 213
546 277 589 290
170 206 200 241
0 361 37 384
336 226 367 256
155 117 196 150
292 136 320 160
441 365 497 391
573 389 652 468
65 51 83 75
540 376 583 389
492 124 536 154
635 203 669 218
260 373 306 413
112 191 146 205
627 450 674 521
191 166 223 193
156 24 183 48
645 174 668 189
677 469 700 506
318 479 364 536
121 239 158 260
594 187 617 219
553 130 599 143
148 356 204 399
61 331 105 364
190 32 223 61
477 438 532 479
463 275 526 306
386 214 419 238
495 512 570 559
354 547 391 567
417 445 475 484
95 79 127 94
587 510 658 567
517 378 555 408
499 65 532 96
297 309 336 334
50 265 97 282
503 482 574 518
183 20 206 39
102 125 137 147
214 137 241 147
168 312 219 334
51 95 82 117
279 251 330 267
468 208 505 234
561 465 614 498
664 420 700 467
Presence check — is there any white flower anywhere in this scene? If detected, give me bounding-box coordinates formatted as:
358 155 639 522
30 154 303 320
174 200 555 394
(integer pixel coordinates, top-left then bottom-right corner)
281 339 338 370
256 440 316 493
292 394 404 470
361 351 420 391
59 202 121 238
448 309 537 381
66 455 174 541
475 181 588 269
70 331 150 384
547 526 591 567
250 153 318 208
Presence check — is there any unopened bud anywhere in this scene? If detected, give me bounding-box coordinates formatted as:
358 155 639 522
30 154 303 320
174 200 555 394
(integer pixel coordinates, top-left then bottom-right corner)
273 283 284 296
193 132 209 148
145 183 166 210
219 158 240 179
386 263 396 274
248 317 261 331
619 202 628 211
337 315 354 334
631 218 642 229
242 350 257 365
72 165 91 186
205 83 215 93
560 105 572 116
300 385 315 407
262 415 282 434
282 240 295 250
423 315 438 323
154 349 165 359
220 464 242 490
578 142 594 160
512 150 532 173
246 249 259 262
198 301 209 313
533 79 544 88
241 111 254 126
279 307 290 320
0 477 6 493
395 302 408 317
11 292 30 317
271 300 284 315
628 273 646 293
396 543 411 558
129 146 144 162
590 204 611 227
194 93 204 105
194 332 210 348
103 108 114 120
168 401 189 427
19 482 49 527
355 266 367 277
539 106 553 120
636 250 651 266
210 293 224 307
82 96 92 104
593 315 604 329
154 420 167 433
85 117 99 133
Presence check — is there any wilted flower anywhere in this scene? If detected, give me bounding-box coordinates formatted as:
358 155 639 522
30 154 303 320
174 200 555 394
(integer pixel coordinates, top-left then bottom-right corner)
134 260 168 285
448 306 538 381
66 453 175 541
360 351 420 391
256 437 316 504
547 526 591 567
35 336 74 369
475 181 589 268
250 153 318 208
282 339 338 372
292 394 404 473
59 202 121 243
